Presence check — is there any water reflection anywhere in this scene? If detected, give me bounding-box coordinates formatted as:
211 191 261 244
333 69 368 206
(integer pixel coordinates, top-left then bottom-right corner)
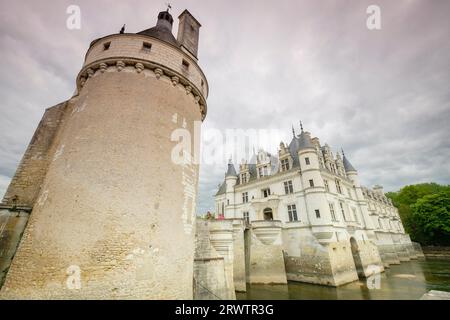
237 258 450 300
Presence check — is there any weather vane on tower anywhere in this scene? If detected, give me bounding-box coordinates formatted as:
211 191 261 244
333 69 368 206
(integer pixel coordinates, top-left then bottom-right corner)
166 3 172 12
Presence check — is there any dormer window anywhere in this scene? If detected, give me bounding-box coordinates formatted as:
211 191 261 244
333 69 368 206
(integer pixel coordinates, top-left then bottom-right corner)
241 173 248 184
281 158 290 171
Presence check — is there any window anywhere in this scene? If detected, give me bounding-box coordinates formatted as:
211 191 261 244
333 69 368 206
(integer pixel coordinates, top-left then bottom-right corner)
305 157 310 165
284 180 294 194
227 199 229 205
142 42 152 51
309 179 314 187
352 207 359 223
335 179 342 194
281 158 290 171
241 173 248 184
329 203 337 221
324 180 329 192
103 42 111 50
243 211 250 225
288 204 298 222
182 59 190 69
259 165 269 177
315 209 321 218
262 188 271 198
222 202 224 214
339 202 346 221
242 192 248 203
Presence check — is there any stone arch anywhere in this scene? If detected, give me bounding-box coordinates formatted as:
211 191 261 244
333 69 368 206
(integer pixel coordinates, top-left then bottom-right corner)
263 208 273 221
350 237 365 278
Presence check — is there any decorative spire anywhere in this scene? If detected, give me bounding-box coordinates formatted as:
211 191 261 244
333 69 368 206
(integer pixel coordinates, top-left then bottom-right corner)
341 148 345 156
299 121 304 132
166 2 172 12
119 24 125 34
292 125 296 138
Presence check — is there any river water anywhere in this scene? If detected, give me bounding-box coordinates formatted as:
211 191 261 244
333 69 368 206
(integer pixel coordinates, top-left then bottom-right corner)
237 258 450 300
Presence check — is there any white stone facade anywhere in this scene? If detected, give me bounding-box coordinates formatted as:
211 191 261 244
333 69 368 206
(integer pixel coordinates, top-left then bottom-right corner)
214 127 422 287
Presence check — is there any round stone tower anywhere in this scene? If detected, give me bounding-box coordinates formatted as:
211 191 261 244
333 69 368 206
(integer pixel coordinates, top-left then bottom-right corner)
0 9 207 299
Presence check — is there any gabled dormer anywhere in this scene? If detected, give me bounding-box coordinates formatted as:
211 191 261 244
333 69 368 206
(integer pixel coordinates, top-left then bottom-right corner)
256 150 272 178
278 141 293 172
239 160 250 184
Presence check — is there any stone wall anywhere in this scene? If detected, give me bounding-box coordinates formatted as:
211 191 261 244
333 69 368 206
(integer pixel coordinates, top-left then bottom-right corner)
194 219 235 300
2 102 67 206
248 221 287 284
231 219 246 292
0 208 30 288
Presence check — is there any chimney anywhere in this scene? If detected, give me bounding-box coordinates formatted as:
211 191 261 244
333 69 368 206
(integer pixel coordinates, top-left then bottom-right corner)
177 10 201 58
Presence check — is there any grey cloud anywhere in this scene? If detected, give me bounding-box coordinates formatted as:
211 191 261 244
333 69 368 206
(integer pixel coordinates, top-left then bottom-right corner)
0 0 449 215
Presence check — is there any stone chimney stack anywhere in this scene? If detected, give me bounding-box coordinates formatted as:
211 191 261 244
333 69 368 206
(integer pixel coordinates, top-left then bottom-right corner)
177 10 201 58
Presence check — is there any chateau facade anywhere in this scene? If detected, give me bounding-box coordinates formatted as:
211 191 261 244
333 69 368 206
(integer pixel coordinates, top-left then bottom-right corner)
213 125 422 288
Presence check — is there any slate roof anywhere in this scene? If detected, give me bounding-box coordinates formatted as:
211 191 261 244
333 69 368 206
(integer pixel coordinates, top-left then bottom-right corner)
343 154 357 172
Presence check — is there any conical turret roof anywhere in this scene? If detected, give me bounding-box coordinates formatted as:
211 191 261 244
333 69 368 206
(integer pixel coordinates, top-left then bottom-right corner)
225 162 237 177
343 154 357 172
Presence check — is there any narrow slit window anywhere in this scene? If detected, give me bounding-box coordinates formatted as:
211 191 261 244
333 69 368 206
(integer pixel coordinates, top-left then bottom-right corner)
142 42 152 51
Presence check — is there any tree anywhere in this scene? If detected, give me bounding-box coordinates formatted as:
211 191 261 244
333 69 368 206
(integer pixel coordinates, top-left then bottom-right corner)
386 183 450 245
411 192 450 246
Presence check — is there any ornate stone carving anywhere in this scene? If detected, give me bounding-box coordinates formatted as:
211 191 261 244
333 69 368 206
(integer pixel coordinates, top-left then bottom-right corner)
135 63 144 73
171 76 179 86
99 63 108 73
185 85 192 95
154 68 163 79
116 60 125 71
86 68 94 78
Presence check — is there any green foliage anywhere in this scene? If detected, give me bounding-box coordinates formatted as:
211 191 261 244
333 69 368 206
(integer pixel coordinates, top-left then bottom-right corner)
386 183 450 245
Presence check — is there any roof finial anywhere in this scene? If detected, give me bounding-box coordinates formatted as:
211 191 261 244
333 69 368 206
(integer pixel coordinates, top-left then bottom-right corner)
341 148 345 156
119 24 126 34
166 2 172 12
299 121 304 132
292 125 296 138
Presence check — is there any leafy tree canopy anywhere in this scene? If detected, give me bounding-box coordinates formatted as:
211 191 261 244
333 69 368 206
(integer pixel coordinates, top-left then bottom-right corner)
386 183 450 245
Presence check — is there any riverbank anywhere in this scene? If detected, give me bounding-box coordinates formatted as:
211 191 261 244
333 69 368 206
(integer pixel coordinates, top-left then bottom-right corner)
422 246 450 259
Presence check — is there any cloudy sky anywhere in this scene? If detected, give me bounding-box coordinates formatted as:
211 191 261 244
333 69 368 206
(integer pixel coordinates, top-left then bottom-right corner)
1 0 449 214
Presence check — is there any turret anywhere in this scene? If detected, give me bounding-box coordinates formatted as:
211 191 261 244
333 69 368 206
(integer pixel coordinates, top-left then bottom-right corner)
225 160 238 218
296 123 330 225
0 8 208 299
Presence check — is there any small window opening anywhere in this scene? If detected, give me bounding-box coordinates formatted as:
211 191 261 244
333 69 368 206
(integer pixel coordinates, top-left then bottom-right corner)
182 59 190 69
142 42 152 51
103 42 111 50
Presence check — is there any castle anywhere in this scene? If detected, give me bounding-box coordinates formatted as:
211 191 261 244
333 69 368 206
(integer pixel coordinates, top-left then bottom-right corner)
201 125 423 297
0 8 207 299
0 8 423 300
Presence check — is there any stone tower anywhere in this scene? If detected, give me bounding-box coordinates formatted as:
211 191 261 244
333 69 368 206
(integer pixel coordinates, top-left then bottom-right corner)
0 8 208 299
